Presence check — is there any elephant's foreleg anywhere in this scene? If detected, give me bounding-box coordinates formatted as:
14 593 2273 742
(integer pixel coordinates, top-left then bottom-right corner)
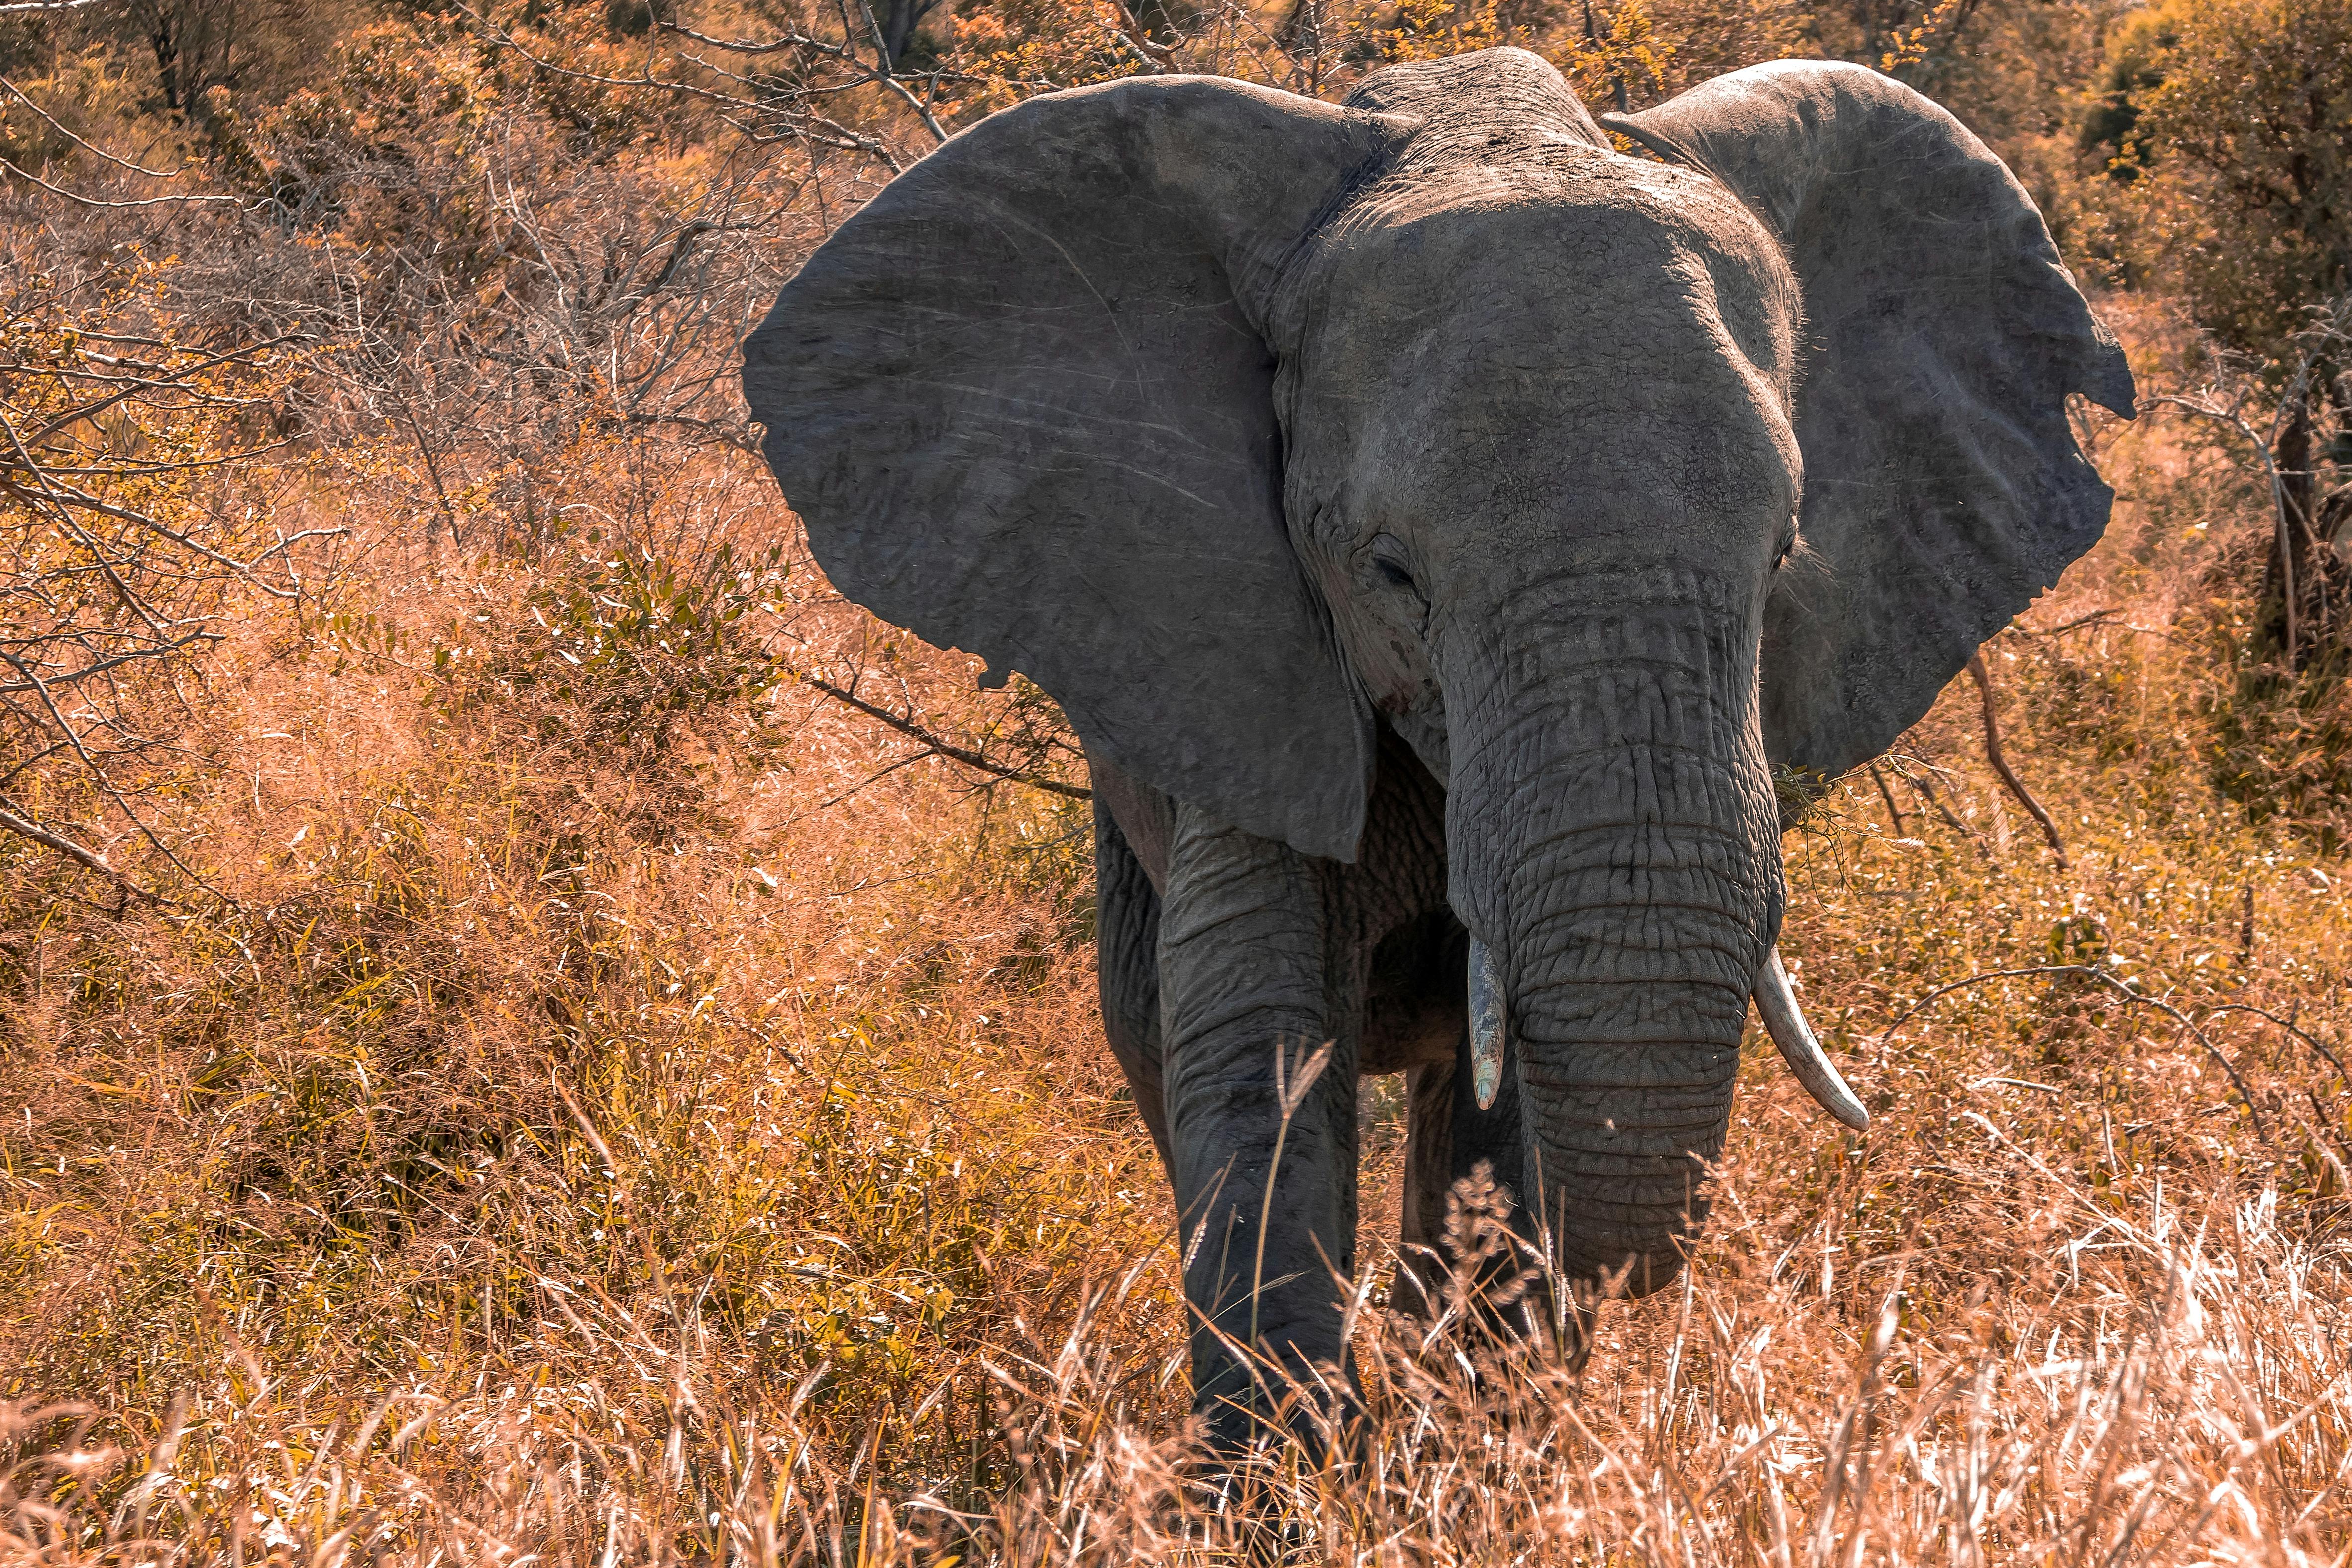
1395 1059 1456 1318
1159 805 1355 1444
1093 798 1172 1172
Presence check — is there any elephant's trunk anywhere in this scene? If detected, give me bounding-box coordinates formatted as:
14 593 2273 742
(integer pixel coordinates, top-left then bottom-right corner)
1445 578 1782 1296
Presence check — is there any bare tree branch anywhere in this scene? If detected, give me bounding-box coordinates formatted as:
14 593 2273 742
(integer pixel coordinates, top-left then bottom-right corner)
0 795 172 906
794 671 1093 800
0 77 190 179
0 154 244 209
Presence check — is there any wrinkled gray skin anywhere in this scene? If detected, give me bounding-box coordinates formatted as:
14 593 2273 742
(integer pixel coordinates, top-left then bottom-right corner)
742 49 2135 1442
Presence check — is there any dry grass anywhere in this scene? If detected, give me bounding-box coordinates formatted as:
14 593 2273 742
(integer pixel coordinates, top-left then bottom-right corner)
5 327 2352 1563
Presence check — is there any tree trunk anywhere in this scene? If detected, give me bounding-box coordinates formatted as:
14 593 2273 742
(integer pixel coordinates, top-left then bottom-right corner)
2256 389 2343 673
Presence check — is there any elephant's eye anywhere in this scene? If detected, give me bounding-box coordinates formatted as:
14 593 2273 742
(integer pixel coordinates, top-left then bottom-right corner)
1773 529 1798 571
1368 537 1422 597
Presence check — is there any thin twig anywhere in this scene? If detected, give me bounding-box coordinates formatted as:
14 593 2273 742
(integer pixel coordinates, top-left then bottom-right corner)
1903 768 1979 844
1967 651 2067 868
1866 761 1907 836
2200 1002 2351 1086
2013 608 2117 637
1876 964 2263 1132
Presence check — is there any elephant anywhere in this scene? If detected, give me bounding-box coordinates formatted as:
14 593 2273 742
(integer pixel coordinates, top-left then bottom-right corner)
741 47 2135 1441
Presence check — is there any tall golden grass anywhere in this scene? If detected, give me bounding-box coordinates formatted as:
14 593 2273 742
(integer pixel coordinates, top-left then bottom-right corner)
5 298 2352 1562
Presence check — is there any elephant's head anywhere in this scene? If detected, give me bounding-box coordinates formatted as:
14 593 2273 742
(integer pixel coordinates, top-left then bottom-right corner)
742 51 2132 1295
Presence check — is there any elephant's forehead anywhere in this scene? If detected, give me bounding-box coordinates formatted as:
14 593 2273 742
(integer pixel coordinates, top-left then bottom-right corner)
1365 140 1729 219
1331 147 1771 274
1290 150 1799 388
1273 152 1804 545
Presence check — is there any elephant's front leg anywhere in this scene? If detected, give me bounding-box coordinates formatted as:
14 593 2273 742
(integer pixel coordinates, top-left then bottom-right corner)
1159 804 1356 1444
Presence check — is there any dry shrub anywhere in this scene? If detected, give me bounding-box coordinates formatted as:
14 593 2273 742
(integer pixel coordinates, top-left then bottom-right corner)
3 1138 2349 1562
0 417 1161 1485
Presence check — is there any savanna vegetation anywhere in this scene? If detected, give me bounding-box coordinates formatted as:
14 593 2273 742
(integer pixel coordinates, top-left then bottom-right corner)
0 0 2350 1560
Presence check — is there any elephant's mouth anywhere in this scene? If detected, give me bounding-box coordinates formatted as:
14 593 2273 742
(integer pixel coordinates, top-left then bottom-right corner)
1467 935 1867 1129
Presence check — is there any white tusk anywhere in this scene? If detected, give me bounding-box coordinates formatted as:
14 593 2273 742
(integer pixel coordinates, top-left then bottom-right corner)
1753 947 1870 1132
1468 938 1506 1111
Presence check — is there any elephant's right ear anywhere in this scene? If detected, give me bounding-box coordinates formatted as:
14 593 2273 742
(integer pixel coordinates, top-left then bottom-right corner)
1603 64 2136 785
742 79 1402 861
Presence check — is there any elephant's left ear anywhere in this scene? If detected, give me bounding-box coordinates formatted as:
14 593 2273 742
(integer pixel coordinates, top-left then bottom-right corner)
1602 63 2135 783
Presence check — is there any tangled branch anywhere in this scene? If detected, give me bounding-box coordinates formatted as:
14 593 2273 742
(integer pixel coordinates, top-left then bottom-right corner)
0 262 314 899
